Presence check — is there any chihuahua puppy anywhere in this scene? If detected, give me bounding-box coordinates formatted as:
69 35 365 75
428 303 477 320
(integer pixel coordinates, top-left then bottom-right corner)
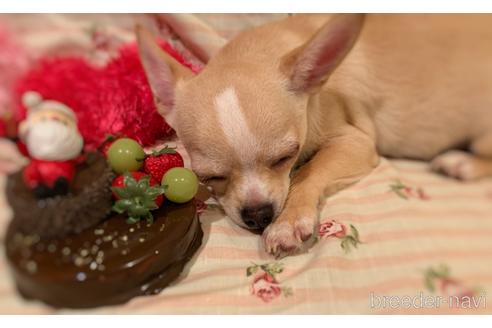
137 14 492 256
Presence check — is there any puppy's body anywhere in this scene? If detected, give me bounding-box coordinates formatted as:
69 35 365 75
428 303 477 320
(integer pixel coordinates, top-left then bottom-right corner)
331 14 492 160
232 14 492 160
138 14 492 256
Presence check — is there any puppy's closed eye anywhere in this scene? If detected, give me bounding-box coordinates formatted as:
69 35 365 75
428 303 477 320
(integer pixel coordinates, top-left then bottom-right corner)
271 155 294 168
200 175 228 184
270 143 300 169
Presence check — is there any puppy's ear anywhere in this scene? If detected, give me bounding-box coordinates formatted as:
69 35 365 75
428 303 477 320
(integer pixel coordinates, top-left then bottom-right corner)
136 25 193 122
281 14 365 94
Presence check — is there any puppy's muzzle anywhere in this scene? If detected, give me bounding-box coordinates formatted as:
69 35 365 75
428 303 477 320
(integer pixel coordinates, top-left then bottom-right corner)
240 203 274 230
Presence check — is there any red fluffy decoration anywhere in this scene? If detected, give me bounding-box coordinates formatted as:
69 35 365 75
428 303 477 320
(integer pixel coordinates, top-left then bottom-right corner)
0 119 6 137
15 41 200 150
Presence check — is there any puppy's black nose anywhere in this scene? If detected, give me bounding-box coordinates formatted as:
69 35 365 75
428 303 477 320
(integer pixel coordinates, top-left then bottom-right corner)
240 203 274 230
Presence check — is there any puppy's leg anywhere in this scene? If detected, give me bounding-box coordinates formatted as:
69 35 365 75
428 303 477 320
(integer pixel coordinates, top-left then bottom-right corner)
263 128 379 256
431 133 492 180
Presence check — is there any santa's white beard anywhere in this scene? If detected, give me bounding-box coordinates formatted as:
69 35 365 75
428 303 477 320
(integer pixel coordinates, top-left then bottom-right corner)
25 120 84 161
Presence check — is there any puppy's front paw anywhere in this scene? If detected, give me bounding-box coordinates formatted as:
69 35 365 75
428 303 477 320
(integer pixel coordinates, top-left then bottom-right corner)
262 210 316 257
431 150 482 181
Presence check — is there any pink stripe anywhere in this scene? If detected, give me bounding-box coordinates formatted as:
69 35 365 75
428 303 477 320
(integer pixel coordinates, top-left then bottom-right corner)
327 191 491 206
326 208 492 224
353 176 460 190
350 163 476 190
181 250 492 284
122 274 492 312
205 207 492 240
364 227 492 243
209 223 492 243
177 233 492 284
199 247 492 268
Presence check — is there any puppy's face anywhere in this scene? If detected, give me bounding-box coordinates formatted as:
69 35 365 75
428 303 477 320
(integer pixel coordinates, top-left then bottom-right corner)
172 66 309 230
137 14 363 230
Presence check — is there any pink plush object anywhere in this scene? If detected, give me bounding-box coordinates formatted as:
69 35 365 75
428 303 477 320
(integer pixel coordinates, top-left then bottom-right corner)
15 40 201 150
0 25 30 117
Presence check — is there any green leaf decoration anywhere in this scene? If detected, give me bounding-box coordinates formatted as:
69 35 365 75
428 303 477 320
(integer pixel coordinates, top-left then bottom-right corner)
146 188 161 199
282 286 293 297
131 204 148 217
126 216 140 224
151 145 177 156
473 287 486 297
391 186 408 199
436 264 450 278
390 180 410 199
424 273 435 292
103 134 117 143
143 199 159 209
124 173 138 191
350 225 360 242
348 236 358 248
113 199 133 213
338 225 362 253
340 239 349 252
112 187 132 199
423 264 451 293
270 262 284 274
112 173 165 225
392 179 406 189
136 176 150 192
246 266 259 277
146 212 154 224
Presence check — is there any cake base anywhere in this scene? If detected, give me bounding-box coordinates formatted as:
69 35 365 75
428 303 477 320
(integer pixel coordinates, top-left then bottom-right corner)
6 152 115 239
5 201 203 309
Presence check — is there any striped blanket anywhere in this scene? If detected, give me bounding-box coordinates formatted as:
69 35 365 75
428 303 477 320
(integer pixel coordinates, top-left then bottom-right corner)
0 14 491 314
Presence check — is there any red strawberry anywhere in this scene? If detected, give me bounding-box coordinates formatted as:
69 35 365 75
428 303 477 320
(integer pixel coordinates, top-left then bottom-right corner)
111 172 166 224
111 172 164 207
112 172 145 197
143 146 184 182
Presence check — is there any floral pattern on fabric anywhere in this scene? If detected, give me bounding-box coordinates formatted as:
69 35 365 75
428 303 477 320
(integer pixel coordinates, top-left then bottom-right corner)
424 264 484 307
246 262 292 302
318 219 362 253
390 179 430 200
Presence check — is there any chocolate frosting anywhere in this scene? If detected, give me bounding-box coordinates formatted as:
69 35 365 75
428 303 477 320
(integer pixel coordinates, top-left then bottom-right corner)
6 152 115 239
5 201 203 309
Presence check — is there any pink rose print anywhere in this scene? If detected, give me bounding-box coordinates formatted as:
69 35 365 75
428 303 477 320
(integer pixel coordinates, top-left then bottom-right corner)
246 262 292 303
251 272 282 302
439 278 475 300
417 188 431 200
390 180 430 200
318 220 362 253
424 264 481 306
319 220 346 238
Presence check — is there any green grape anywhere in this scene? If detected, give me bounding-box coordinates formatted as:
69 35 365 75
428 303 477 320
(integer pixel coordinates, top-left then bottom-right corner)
107 138 145 174
162 167 199 203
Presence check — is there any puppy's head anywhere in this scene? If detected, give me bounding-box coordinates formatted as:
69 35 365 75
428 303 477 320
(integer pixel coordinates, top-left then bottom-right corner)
137 14 363 231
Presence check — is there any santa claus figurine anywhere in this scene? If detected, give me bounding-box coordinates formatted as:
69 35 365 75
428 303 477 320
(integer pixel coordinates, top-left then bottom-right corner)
18 91 84 198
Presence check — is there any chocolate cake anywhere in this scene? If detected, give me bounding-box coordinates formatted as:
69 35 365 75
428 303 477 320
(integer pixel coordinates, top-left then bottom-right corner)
6 152 115 239
3 152 203 308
